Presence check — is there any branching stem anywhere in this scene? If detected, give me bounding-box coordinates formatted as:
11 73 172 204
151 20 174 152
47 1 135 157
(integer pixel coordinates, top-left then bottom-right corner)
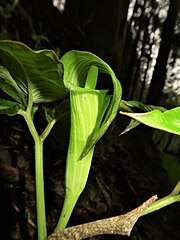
18 109 47 240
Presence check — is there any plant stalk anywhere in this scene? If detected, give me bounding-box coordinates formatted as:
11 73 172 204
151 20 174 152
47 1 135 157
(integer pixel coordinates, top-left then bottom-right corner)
35 138 47 240
141 182 180 216
40 119 56 141
55 191 80 231
18 110 47 240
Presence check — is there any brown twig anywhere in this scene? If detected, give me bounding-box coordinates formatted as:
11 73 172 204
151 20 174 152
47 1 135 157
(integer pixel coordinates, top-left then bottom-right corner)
48 195 157 240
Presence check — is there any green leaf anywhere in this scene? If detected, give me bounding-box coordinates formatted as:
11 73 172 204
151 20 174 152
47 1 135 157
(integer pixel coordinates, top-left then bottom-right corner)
60 50 122 158
0 65 26 105
120 119 140 135
0 99 21 115
118 100 167 135
119 100 166 112
120 107 180 135
0 40 68 103
43 99 70 123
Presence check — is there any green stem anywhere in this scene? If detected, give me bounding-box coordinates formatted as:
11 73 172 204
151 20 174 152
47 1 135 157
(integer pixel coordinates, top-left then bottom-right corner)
55 192 80 231
141 194 180 216
40 119 56 141
35 138 47 240
18 109 39 142
18 109 47 240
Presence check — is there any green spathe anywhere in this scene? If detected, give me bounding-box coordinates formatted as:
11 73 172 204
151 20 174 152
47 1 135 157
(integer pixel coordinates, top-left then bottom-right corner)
56 89 110 230
55 52 122 230
61 50 122 158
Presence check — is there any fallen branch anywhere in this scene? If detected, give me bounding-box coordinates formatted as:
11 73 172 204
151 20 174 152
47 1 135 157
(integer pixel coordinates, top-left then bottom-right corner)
48 195 157 240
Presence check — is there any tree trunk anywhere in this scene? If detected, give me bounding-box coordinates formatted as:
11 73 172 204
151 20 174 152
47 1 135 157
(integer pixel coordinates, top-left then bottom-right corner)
146 0 180 105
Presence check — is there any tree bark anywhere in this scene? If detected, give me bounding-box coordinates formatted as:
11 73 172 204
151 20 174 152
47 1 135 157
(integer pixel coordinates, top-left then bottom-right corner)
146 0 180 105
47 195 157 240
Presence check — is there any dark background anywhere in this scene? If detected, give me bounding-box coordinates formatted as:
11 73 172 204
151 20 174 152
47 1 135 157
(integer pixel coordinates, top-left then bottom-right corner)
0 0 180 239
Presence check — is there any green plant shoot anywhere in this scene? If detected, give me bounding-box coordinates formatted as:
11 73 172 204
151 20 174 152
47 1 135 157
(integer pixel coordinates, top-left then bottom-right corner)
55 51 122 230
0 40 179 239
0 40 68 240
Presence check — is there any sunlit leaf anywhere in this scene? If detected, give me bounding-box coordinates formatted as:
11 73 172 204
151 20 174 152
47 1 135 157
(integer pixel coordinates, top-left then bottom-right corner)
0 40 68 103
120 107 180 135
119 100 167 135
119 99 166 112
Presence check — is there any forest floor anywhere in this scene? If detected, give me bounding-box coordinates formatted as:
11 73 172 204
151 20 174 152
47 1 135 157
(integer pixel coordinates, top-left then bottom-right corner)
0 114 179 240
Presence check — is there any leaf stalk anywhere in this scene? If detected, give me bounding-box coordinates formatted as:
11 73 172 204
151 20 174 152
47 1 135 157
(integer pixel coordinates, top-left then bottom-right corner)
141 181 180 216
18 109 47 240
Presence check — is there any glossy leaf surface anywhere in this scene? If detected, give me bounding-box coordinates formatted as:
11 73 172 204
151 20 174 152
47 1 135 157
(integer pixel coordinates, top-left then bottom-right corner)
0 65 26 105
120 107 180 135
119 100 167 135
0 40 67 104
